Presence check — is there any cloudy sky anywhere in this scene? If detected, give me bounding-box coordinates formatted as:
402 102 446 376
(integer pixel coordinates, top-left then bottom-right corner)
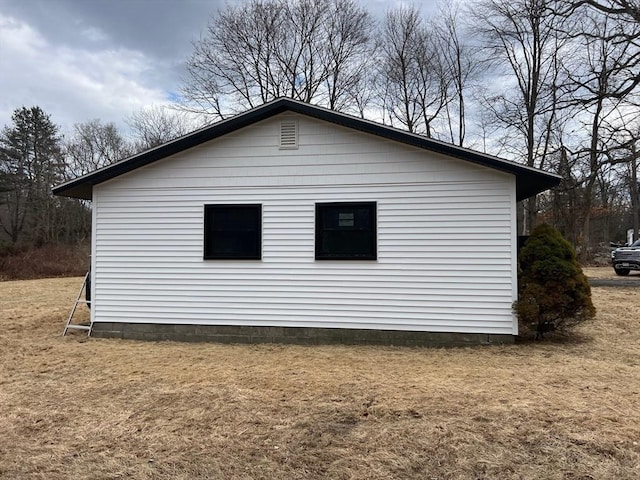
0 0 409 137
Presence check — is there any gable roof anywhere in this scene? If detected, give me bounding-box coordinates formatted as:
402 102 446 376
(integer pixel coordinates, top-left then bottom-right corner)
53 98 561 201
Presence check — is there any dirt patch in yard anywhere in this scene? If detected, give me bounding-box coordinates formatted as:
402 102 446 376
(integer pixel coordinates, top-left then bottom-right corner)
584 266 640 287
0 277 639 479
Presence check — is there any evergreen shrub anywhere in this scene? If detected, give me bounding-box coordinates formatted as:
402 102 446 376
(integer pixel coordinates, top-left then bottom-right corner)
514 224 595 339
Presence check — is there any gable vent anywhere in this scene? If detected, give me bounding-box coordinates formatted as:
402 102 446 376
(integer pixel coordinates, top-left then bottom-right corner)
279 120 298 149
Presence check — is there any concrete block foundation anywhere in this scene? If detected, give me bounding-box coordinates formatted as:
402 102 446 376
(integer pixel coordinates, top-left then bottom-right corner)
91 322 514 347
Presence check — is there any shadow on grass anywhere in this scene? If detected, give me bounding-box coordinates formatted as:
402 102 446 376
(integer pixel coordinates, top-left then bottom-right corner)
514 330 593 347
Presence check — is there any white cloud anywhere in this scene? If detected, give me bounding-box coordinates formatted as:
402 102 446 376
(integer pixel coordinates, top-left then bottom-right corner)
0 13 170 135
80 25 109 43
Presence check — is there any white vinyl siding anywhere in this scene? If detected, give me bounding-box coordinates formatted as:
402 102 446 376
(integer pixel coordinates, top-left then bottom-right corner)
92 113 517 334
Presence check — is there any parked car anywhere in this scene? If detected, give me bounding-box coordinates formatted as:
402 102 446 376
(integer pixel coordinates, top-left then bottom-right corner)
611 239 640 276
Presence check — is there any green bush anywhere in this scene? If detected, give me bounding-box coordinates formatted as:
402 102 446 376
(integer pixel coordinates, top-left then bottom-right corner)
514 224 595 339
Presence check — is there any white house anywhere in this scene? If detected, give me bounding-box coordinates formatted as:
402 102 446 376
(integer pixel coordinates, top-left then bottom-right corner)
54 98 560 346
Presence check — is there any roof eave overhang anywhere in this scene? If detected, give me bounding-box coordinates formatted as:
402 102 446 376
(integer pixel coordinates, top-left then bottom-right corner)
52 98 561 201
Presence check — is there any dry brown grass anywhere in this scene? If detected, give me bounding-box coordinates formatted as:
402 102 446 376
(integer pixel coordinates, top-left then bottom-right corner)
1 269 639 479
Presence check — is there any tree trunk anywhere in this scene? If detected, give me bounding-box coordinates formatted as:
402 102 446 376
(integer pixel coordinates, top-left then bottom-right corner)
523 195 538 235
632 143 639 242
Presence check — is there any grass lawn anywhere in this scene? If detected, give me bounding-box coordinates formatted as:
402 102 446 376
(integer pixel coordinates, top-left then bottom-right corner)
1 269 639 479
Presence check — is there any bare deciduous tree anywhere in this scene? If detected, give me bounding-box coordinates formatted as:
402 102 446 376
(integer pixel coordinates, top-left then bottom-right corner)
181 0 374 119
474 0 566 233
127 105 197 151
322 0 374 112
560 6 640 250
568 0 640 22
432 2 484 146
65 119 131 177
377 5 450 137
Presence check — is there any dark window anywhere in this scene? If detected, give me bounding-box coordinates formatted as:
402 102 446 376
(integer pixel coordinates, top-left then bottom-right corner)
315 202 376 260
204 204 261 259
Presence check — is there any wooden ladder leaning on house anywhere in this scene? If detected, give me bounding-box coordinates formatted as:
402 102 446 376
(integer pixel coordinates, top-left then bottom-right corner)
62 271 92 336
